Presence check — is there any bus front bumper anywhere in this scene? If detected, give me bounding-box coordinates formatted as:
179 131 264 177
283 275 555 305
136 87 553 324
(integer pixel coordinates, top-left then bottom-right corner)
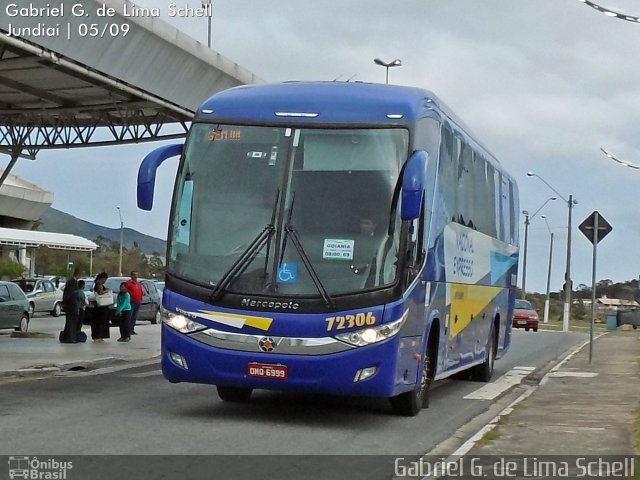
160 325 419 398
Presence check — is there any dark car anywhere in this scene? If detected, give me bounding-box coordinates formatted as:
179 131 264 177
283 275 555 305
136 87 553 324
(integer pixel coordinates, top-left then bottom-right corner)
84 277 161 326
512 299 539 332
0 281 30 332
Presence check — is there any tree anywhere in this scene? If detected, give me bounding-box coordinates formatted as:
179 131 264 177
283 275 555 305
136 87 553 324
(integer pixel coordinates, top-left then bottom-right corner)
573 299 586 320
147 254 166 278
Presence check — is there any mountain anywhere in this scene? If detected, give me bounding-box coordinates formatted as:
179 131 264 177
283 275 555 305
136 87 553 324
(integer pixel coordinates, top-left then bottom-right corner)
39 207 166 255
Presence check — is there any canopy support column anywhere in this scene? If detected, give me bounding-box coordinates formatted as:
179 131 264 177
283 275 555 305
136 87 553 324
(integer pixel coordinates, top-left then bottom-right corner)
0 148 21 189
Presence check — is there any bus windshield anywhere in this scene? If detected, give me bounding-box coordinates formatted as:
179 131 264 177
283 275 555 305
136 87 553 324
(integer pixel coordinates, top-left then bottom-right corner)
168 124 409 297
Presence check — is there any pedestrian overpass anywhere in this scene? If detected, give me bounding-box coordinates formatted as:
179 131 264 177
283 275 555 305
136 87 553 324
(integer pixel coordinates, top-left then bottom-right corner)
0 0 262 187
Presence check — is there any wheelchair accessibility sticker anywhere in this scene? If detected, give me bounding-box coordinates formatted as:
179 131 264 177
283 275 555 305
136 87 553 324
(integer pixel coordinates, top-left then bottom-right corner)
277 262 298 284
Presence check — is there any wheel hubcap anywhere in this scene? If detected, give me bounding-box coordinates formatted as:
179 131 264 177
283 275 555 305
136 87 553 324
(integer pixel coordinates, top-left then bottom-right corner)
21 317 28 332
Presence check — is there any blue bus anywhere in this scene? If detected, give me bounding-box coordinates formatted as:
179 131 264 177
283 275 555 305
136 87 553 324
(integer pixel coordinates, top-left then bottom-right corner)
138 82 519 416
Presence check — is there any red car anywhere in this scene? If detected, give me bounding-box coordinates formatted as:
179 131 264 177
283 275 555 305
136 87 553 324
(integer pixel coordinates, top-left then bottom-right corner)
512 299 539 332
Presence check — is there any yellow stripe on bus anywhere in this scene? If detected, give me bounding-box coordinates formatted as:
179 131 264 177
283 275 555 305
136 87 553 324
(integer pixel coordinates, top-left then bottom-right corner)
449 284 502 338
198 310 273 331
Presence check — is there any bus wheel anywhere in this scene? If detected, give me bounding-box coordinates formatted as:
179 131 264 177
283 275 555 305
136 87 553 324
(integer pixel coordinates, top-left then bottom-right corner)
216 386 253 402
473 328 497 382
390 350 433 416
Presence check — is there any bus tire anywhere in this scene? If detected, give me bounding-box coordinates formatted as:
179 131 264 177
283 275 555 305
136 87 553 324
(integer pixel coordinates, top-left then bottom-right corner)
216 386 253 402
472 326 497 382
390 344 434 416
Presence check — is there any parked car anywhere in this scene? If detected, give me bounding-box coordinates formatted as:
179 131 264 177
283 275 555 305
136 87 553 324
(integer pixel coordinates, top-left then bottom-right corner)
84 277 161 326
0 281 30 332
155 281 165 297
79 277 95 303
11 278 64 317
512 299 539 332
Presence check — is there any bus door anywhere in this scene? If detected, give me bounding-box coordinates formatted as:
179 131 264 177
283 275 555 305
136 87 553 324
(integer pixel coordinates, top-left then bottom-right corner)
397 150 428 385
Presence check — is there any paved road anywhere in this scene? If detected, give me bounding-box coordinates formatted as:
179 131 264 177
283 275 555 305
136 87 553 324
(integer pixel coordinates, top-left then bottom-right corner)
0 330 585 458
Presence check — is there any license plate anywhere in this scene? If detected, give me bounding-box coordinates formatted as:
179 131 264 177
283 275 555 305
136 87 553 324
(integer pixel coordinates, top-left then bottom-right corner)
247 362 288 380
517 320 527 325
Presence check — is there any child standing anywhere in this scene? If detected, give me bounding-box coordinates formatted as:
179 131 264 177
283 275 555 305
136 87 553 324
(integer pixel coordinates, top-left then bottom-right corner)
116 282 132 342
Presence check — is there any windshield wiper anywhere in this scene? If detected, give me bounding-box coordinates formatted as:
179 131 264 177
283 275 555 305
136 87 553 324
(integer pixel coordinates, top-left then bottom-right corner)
210 191 280 301
280 194 335 308
210 225 274 301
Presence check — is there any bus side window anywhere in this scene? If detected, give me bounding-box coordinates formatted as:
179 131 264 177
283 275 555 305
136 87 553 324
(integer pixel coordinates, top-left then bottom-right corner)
509 180 517 244
438 125 458 227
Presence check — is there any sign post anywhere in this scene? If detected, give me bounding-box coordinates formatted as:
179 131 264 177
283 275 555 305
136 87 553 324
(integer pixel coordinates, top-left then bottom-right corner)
578 211 612 363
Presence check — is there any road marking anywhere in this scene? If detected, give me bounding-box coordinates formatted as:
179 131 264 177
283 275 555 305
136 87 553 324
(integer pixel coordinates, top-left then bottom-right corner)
463 366 535 400
546 371 598 378
540 332 606 385
121 369 163 378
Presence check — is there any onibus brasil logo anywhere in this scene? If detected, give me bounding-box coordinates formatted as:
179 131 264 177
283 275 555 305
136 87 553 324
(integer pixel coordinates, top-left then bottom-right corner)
8 456 72 480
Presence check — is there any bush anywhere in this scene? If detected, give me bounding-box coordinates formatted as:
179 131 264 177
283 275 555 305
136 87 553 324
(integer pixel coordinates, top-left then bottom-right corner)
0 258 26 280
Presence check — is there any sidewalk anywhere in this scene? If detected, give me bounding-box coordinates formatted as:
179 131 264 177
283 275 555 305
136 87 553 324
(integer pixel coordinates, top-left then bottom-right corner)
0 316 161 379
468 329 639 457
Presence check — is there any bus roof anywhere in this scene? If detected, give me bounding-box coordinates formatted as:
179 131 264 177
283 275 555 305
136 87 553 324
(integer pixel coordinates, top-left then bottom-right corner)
198 81 444 124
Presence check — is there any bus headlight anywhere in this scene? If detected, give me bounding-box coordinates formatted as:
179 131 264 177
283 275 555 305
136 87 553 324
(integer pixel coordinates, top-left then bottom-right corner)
161 307 206 334
334 311 408 347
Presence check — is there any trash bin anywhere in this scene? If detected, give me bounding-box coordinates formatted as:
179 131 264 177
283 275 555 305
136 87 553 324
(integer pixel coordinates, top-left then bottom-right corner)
606 311 618 330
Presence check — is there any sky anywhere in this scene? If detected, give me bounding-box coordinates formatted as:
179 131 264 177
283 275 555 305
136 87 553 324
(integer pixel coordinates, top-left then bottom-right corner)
5 0 640 294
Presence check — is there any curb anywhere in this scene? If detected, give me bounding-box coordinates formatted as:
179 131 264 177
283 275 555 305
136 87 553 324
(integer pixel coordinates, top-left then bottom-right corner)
413 334 606 479
0 356 141 380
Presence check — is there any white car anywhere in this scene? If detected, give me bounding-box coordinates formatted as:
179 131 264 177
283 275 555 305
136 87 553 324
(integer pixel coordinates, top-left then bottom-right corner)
11 278 64 317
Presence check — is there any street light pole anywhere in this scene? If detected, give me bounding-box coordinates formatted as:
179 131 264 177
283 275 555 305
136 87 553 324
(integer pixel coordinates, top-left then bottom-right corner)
202 0 212 48
576 0 640 23
521 196 556 299
527 172 576 332
116 206 123 277
522 212 529 299
373 58 402 84
541 215 554 324
564 194 574 332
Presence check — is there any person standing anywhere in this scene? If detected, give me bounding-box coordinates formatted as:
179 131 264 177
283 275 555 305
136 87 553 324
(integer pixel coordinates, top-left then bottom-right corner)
61 268 82 343
77 279 88 332
124 271 143 335
115 282 132 342
91 272 111 343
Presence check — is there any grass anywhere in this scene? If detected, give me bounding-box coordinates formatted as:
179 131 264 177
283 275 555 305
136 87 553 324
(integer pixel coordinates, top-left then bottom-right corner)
537 317 608 333
475 426 501 447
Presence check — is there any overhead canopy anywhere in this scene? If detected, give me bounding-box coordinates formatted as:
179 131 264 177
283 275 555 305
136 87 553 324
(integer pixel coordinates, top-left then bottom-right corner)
0 0 262 155
0 227 97 251
0 169 53 226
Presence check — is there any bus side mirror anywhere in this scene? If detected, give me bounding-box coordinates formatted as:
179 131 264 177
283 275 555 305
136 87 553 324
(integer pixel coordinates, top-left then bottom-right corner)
137 143 183 211
401 150 428 220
